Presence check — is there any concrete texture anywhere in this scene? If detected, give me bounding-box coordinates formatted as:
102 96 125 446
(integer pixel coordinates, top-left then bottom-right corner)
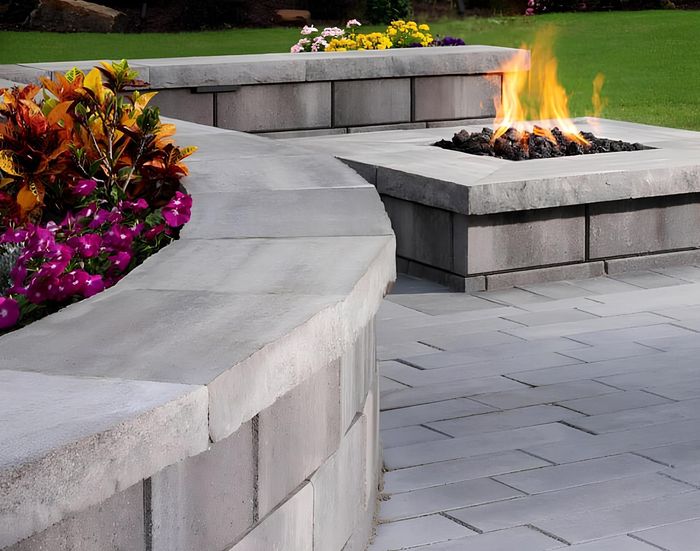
149 88 214 126
150 422 255 551
216 82 331 132
333 79 411 127
413 75 500 121
372 272 700 550
0 109 393 549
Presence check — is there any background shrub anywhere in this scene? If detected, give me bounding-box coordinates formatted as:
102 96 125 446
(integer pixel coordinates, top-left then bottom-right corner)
366 0 413 23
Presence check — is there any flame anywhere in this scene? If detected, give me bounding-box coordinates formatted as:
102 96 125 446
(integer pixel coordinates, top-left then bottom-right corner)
491 30 592 146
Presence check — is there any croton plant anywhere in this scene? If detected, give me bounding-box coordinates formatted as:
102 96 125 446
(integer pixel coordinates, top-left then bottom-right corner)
0 60 195 332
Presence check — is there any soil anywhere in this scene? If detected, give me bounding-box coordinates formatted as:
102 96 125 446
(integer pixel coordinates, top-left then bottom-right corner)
434 126 646 161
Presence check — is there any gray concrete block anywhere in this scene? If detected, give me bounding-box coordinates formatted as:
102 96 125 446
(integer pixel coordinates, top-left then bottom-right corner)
399 258 487 292
605 249 700 274
311 413 367 551
149 88 214 126
485 262 605 290
426 117 493 128
340 323 373 433
257 361 341 517
229 483 313 551
467 207 586 274
382 195 454 272
590 195 700 258
0 64 50 84
150 421 255 551
340 159 377 185
334 79 411 127
413 75 500 121
0 370 208 549
6 483 145 551
217 82 331 132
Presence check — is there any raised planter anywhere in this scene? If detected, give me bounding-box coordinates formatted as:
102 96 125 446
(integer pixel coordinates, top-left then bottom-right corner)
5 46 524 135
0 84 395 549
286 119 700 291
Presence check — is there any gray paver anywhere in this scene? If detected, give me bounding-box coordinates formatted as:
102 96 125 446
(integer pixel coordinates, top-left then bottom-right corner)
380 426 449 449
566 535 660 550
379 477 523 521
409 526 562 550
558 342 659 363
380 398 495 430
473 380 617 409
450 473 691 532
383 450 549 494
558 390 672 416
632 518 700 550
384 423 591 469
536 490 700 544
493 454 662 494
368 515 475 551
610 270 689 289
427 405 581 437
503 308 599 326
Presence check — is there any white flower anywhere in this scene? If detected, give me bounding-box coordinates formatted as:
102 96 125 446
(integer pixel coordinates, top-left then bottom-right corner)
346 19 362 27
301 25 318 35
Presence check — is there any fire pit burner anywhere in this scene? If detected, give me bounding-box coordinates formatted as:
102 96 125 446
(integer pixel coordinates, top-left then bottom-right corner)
434 126 646 161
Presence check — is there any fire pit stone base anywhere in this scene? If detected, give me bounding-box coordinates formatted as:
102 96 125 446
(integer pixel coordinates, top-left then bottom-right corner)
287 118 700 291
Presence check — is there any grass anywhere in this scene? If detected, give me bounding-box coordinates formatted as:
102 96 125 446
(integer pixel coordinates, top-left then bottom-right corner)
1 11 699 129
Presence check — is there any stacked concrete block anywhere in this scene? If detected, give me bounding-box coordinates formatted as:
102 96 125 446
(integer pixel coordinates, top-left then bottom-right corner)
413 75 500 122
333 79 412 127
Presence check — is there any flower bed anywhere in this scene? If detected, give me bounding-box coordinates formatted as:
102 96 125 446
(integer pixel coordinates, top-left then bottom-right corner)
291 19 465 53
0 60 194 332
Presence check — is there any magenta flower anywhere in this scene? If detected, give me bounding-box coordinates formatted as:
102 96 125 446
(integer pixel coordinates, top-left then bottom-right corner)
0 297 19 329
104 224 135 250
0 228 27 244
83 274 105 297
73 179 97 197
26 275 61 304
109 251 132 273
162 192 192 228
144 223 167 240
36 259 69 279
88 208 110 229
120 198 148 213
68 234 102 258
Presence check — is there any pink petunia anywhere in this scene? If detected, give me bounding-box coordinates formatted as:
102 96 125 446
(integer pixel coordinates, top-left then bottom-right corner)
0 297 19 329
68 234 102 258
72 179 97 197
109 251 132 273
162 192 192 228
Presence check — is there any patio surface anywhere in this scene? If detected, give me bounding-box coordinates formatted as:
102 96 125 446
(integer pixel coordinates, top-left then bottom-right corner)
371 266 700 550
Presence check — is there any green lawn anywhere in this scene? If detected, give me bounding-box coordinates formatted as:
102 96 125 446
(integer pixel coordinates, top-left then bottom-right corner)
1 11 699 129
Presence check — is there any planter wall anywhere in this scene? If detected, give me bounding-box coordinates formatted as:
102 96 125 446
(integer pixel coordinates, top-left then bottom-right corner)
4 46 523 135
0 82 394 550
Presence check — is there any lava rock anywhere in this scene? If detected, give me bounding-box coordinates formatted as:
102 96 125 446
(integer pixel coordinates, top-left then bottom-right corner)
434 126 646 161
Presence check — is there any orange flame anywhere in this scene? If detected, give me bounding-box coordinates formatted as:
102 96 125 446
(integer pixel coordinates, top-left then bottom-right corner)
491 30 592 146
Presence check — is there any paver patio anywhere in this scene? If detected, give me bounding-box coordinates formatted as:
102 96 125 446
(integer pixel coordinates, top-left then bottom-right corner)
371 266 700 550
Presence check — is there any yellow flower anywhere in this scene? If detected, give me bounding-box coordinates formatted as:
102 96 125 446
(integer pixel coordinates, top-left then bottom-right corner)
419 24 430 31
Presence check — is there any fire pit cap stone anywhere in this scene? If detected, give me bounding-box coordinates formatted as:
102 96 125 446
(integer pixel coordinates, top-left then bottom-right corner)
286 118 700 216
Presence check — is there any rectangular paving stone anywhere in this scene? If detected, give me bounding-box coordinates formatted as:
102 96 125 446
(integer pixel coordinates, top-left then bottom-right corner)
417 336 587 360
573 397 700 434
631 518 700 551
503 308 599 327
567 276 643 295
536 490 700 544
386 292 502 316
493 454 662 494
518 281 595 300
380 376 527 410
384 423 591 470
661 463 700 487
502 313 671 340
559 342 659 363
557 390 672 416
509 350 674 386
379 316 521 347
427 405 581 438
566 535 661 550
646 377 700 400
378 477 523 521
417 330 524 354
637 440 700 467
409 526 562 551
570 323 697 346
383 450 549 494
526 418 700 464
377 342 438 361
450 473 691 533
380 376 411 395
473 380 617 410
381 426 449 449
610 271 691 289
380 398 495 430
368 514 475 551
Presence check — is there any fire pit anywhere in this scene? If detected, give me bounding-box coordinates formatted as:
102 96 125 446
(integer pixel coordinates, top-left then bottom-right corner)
281 36 700 291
